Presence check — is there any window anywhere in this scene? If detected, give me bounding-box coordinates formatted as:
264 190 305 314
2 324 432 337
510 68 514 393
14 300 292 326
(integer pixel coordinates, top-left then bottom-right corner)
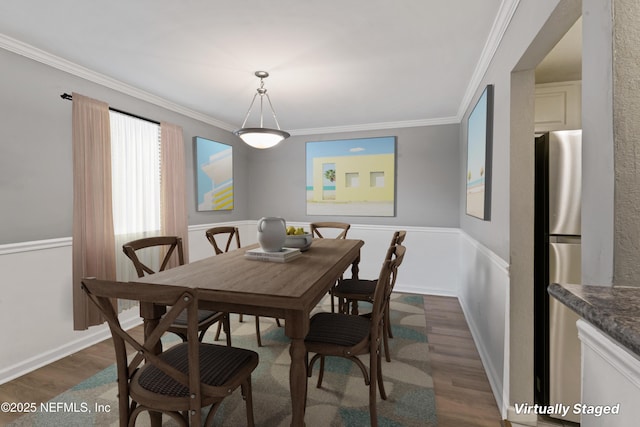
109 111 161 281
345 172 360 187
370 171 385 187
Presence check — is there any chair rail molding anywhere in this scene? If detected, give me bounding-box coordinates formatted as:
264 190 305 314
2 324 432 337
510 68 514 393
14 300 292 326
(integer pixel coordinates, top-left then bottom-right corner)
0 237 72 255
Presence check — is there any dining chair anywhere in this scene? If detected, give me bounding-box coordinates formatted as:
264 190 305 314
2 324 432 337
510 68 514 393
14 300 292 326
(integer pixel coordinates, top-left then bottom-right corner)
332 230 407 362
81 278 259 427
205 226 280 347
305 244 406 427
122 236 231 345
309 221 351 312
333 232 406 318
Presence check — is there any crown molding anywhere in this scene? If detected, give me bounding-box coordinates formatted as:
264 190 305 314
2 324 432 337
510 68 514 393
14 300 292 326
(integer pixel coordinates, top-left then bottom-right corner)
2 0 519 136
456 0 521 121
290 116 459 136
0 33 236 131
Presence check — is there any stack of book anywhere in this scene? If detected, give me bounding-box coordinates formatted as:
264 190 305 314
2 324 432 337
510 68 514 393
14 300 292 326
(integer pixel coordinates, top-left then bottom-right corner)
244 247 302 263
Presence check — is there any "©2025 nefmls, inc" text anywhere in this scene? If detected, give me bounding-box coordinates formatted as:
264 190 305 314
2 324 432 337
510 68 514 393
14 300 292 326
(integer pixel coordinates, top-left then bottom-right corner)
1 401 111 414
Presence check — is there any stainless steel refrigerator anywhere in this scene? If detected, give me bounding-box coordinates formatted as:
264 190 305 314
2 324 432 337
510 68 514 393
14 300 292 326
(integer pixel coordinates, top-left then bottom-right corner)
534 130 582 423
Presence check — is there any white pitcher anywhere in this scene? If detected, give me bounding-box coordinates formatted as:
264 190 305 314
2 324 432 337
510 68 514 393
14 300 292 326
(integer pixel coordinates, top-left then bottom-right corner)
257 217 286 252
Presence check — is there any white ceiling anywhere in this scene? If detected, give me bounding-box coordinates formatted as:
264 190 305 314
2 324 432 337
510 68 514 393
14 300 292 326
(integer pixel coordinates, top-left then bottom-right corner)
536 17 582 84
0 1 527 134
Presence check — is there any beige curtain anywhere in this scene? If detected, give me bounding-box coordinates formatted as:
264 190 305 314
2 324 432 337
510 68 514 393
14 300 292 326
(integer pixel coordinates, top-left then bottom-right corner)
160 122 190 265
72 93 117 330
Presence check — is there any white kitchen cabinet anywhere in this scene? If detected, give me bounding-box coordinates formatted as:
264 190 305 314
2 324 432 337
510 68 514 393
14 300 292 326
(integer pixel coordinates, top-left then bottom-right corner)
535 81 582 132
577 319 640 427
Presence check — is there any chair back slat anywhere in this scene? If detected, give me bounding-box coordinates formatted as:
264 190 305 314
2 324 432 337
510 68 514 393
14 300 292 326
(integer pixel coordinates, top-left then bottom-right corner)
310 222 350 239
205 226 241 254
122 236 185 278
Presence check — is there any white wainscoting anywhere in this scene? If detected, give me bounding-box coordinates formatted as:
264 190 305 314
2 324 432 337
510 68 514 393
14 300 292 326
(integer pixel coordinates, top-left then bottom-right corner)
187 221 461 297
0 240 141 384
1 223 501 397
458 232 510 419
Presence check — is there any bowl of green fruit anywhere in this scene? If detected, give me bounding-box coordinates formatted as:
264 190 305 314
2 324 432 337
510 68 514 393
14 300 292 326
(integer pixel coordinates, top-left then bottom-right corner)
284 226 313 251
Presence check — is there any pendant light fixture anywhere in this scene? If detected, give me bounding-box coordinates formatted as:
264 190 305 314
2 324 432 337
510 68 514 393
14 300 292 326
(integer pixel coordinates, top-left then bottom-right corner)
233 71 290 149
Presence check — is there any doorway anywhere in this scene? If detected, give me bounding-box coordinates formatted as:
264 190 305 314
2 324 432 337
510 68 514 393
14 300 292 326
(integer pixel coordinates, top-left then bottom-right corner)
508 1 582 421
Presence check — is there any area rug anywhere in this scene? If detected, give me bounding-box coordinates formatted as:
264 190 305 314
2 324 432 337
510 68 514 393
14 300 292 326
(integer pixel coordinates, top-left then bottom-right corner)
8 293 436 426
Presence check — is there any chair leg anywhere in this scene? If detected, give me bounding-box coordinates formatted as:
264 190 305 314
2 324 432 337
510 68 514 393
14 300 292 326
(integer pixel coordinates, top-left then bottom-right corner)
304 352 310 409
316 355 325 388
204 403 221 427
369 350 380 427
377 348 387 400
214 322 222 341
242 378 255 427
255 316 262 347
383 322 391 363
213 315 232 346
330 288 335 312
338 298 346 314
351 300 360 315
383 303 392 362
276 318 282 327
224 314 232 347
307 353 326 387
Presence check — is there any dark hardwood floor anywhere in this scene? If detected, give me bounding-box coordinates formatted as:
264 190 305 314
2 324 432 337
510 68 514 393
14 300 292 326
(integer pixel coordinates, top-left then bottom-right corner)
424 295 504 426
0 295 504 426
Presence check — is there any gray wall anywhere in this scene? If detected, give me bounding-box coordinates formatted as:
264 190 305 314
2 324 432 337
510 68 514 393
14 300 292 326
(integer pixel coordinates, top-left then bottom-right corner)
246 125 460 227
0 47 251 244
612 0 640 286
457 0 584 410
581 0 614 285
1 47 461 245
459 0 583 264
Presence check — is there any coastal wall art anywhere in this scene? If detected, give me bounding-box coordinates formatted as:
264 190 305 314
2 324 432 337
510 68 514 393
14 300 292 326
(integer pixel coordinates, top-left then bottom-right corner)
195 137 233 211
466 84 494 220
306 136 396 216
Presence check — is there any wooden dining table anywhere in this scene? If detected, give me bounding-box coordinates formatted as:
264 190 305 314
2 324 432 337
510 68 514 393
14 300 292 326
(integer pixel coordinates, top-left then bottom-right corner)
132 237 363 427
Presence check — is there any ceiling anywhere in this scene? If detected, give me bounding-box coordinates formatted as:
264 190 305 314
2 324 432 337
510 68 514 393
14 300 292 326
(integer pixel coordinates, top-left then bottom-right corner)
536 17 582 84
0 1 577 135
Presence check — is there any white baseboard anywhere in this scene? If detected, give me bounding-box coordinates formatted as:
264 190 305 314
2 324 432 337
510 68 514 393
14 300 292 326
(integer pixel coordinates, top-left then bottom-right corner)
395 282 457 297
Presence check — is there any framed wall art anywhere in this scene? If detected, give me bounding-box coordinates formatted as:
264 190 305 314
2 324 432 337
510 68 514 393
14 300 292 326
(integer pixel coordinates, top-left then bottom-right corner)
195 137 233 211
306 136 396 216
465 84 494 220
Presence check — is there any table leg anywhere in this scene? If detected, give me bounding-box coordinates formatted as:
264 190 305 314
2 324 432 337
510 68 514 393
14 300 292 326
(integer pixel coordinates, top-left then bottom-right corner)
289 337 307 427
351 254 360 280
348 253 361 315
141 304 164 427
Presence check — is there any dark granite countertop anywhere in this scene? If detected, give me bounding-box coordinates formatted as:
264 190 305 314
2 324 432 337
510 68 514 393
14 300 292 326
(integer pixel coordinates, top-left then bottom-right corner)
548 283 640 358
